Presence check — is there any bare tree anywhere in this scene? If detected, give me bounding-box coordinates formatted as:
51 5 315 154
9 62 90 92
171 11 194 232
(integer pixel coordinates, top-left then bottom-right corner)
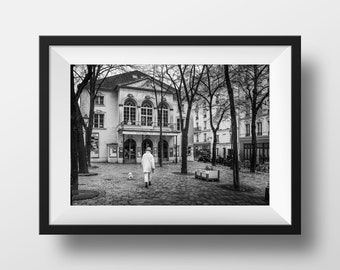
197 65 229 166
149 65 173 167
224 65 240 190
133 65 173 167
74 65 127 169
166 65 206 174
77 111 88 173
71 65 92 197
236 65 269 172
73 66 91 174
85 65 117 168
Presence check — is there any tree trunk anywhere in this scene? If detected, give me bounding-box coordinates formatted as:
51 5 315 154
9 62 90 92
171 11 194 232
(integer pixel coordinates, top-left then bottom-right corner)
212 130 217 166
180 107 192 174
175 135 178 163
250 108 257 172
75 101 88 174
85 94 95 168
231 119 240 189
250 66 258 173
70 65 79 198
224 65 240 190
181 128 188 174
85 128 92 168
77 117 88 174
159 107 163 167
71 119 79 196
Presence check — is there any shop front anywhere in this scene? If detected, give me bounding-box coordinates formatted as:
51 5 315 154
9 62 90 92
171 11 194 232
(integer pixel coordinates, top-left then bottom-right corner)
239 136 269 164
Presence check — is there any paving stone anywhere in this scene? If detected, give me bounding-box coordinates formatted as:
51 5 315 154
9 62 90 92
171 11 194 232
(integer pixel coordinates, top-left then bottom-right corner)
72 161 269 206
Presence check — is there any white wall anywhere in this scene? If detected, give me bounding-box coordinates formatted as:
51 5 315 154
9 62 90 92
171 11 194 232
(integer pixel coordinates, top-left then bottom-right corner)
1 0 339 269
81 88 119 161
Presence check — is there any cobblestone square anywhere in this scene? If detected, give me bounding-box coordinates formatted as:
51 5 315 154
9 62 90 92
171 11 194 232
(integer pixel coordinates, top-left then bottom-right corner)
73 161 269 205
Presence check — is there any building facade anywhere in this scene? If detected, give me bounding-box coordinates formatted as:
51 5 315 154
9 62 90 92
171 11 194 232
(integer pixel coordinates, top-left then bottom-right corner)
239 103 270 163
193 105 232 160
192 93 269 164
80 71 194 164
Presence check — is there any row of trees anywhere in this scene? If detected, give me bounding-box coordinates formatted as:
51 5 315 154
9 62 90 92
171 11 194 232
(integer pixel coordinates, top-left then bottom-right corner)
70 64 269 196
162 64 269 188
140 64 269 176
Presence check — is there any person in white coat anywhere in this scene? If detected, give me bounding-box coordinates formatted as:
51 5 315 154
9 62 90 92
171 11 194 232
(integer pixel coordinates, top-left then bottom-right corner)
141 147 155 188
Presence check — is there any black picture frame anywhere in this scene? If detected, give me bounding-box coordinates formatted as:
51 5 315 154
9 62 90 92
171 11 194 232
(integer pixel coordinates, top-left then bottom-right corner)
40 36 301 235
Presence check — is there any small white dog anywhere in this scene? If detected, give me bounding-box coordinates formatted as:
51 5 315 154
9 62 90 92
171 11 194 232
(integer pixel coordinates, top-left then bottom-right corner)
127 172 133 180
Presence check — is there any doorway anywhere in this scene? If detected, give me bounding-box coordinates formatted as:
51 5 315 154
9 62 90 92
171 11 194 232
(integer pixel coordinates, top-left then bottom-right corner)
158 140 169 161
142 139 153 154
123 139 136 163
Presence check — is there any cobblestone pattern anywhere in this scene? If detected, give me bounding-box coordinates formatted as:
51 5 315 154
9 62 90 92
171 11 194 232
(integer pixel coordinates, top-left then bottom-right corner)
73 162 269 206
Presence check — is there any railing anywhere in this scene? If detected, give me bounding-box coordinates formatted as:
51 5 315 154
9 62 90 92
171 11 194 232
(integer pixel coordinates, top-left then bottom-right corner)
194 127 201 132
117 121 180 132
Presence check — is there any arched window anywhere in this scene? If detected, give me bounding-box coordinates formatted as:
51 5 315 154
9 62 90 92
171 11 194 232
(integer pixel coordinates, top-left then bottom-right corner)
141 100 153 126
158 103 169 127
124 99 136 125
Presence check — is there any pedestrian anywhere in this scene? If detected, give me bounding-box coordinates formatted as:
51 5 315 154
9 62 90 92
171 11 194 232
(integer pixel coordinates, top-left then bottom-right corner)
141 146 155 188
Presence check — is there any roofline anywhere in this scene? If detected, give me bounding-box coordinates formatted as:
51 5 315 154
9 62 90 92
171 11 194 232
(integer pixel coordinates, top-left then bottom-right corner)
117 76 147 87
86 69 176 93
119 74 175 93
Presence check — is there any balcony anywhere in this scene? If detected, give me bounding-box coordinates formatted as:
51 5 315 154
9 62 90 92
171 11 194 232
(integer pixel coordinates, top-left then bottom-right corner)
117 121 180 134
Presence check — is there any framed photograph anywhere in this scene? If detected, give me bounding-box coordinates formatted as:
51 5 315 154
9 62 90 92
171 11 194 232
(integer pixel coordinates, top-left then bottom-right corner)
40 36 301 234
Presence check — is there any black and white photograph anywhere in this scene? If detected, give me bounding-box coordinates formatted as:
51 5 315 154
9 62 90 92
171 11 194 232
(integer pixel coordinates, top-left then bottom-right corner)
40 36 299 234
71 64 270 206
